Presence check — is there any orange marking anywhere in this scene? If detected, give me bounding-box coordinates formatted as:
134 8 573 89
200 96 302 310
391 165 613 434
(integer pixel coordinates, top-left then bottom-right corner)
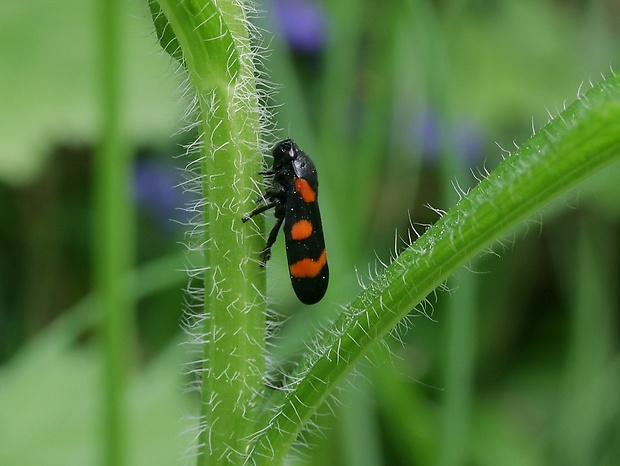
289 249 327 278
291 219 313 240
294 178 316 203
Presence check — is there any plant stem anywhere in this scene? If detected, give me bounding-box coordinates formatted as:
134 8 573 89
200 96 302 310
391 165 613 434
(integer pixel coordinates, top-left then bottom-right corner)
151 1 265 463
96 0 133 464
252 74 620 464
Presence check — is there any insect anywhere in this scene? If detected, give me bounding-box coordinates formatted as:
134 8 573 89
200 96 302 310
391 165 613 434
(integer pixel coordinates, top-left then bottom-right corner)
242 139 329 305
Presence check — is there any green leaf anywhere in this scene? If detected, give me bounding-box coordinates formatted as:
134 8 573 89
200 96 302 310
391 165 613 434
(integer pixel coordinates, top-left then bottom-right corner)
251 73 620 464
153 0 241 89
148 0 183 64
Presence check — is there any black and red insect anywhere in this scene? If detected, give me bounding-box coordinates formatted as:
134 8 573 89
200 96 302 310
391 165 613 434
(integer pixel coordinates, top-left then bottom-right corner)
242 139 329 305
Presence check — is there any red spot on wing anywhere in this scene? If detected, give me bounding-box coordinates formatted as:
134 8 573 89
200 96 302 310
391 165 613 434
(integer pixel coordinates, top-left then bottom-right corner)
294 178 316 203
289 249 327 278
290 219 313 240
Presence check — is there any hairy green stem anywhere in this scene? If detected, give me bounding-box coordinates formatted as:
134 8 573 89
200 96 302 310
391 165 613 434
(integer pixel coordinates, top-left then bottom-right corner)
251 75 620 464
150 1 620 463
152 1 264 463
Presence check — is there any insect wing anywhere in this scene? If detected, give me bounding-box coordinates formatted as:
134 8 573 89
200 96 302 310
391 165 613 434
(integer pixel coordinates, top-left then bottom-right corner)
284 176 329 305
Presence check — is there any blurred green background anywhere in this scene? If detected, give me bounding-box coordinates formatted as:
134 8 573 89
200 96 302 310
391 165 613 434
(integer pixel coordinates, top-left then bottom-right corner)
1 0 619 465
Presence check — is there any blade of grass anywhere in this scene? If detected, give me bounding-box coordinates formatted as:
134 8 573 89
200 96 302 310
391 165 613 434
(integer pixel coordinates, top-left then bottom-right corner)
412 2 480 464
95 0 134 464
550 216 618 465
374 349 438 465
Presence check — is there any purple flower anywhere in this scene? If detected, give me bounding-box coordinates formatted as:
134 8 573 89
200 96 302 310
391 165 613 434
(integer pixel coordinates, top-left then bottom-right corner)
410 109 483 166
273 0 327 53
134 158 185 228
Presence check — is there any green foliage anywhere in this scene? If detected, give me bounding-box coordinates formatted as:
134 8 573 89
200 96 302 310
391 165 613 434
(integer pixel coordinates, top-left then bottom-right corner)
0 0 181 186
2 1 620 465
151 0 620 464
250 71 620 464
148 0 183 64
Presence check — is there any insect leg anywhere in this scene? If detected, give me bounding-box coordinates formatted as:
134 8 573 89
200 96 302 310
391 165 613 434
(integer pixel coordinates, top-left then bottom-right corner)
242 201 278 223
260 214 285 266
